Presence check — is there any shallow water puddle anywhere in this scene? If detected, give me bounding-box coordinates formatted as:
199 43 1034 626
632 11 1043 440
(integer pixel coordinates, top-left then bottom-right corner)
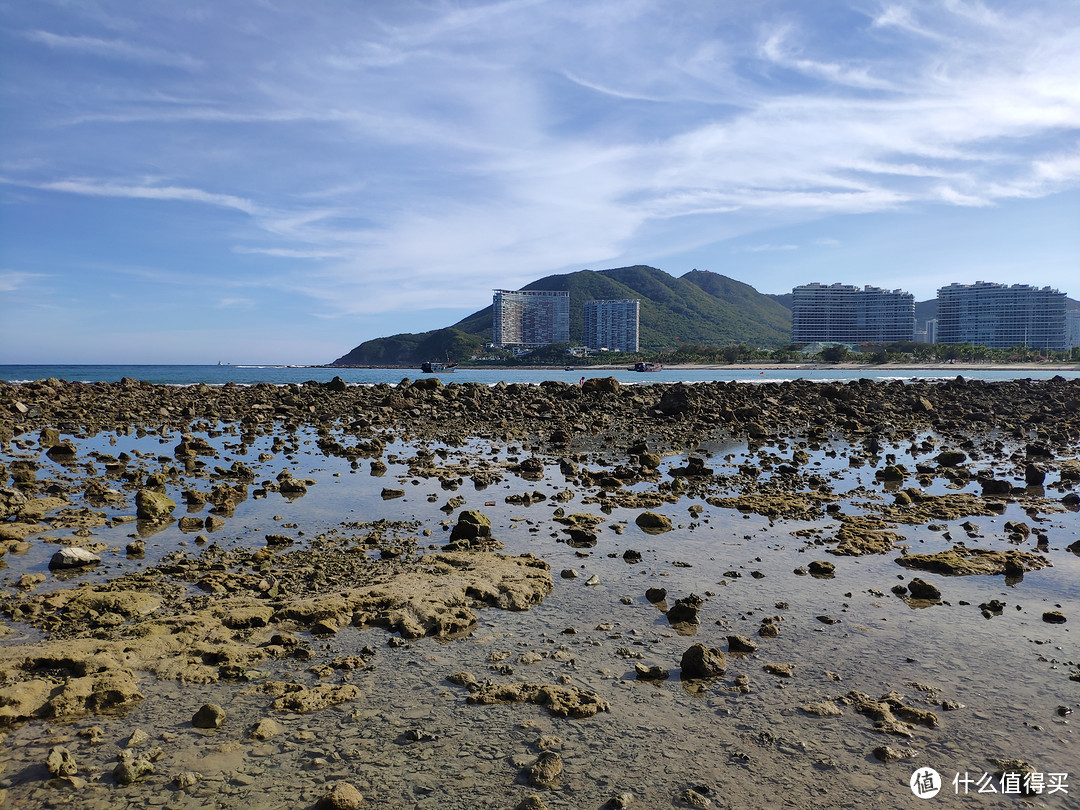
1 423 1077 808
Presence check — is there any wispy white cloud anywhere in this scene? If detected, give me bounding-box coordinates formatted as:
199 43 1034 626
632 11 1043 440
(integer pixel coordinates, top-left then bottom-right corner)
232 247 344 259
0 271 47 293
23 30 201 70
736 244 800 253
759 25 897 90
0 177 257 215
216 298 255 309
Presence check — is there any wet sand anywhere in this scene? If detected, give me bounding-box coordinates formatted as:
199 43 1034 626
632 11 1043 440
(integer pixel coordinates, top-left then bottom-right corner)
0 376 1077 809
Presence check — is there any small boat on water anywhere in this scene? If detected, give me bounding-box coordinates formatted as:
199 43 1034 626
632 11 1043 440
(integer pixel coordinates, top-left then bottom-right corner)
421 361 457 373
633 362 663 372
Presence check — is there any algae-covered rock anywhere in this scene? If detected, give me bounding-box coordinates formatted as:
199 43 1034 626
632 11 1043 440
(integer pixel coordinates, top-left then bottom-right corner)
135 489 176 521
465 682 609 718
634 511 672 533
896 545 1050 576
268 683 360 713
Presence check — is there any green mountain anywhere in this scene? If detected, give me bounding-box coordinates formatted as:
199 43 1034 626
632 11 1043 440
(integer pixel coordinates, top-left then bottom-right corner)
331 265 795 365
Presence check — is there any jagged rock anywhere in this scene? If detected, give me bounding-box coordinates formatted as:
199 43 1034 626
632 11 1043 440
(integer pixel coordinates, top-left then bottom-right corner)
47 746 78 777
45 440 78 460
764 662 795 677
446 510 502 551
666 594 703 624
527 751 563 788
980 477 1013 496
635 663 669 680
266 683 361 713
680 787 713 808
670 457 713 477
873 745 917 763
654 384 691 415
896 546 1049 576
808 560 835 577
680 643 726 679
645 587 667 603
602 792 635 809
173 771 200 789
726 635 758 653
1042 611 1066 624
935 450 967 466
907 578 941 601
582 377 620 394
113 750 154 785
465 682 609 718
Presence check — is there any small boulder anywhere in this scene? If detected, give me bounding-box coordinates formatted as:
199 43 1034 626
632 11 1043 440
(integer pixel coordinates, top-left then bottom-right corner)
527 751 563 788
317 782 365 810
680 643 726 679
47 746 78 777
192 703 226 729
907 578 941 601
634 663 669 681
135 489 176 521
113 751 153 785
49 547 101 570
935 450 967 467
635 511 672 534
666 594 703 624
726 635 758 653
645 587 667 603
249 717 283 740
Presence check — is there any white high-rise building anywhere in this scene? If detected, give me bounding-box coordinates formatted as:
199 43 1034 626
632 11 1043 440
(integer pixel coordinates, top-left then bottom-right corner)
583 299 639 352
492 289 570 347
791 283 914 344
936 282 1066 350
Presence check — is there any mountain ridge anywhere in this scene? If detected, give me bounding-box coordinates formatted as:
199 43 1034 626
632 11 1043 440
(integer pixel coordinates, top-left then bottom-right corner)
331 265 793 365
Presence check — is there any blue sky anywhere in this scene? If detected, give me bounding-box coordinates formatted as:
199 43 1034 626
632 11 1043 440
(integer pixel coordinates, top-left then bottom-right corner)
2 0 1078 363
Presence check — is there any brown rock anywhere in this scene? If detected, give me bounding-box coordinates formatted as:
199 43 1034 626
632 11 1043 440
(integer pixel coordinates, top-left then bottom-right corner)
680 643 726 679
317 782 365 810
192 703 226 728
527 751 563 788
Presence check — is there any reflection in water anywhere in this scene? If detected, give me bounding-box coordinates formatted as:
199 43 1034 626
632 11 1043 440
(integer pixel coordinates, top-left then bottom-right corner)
0 423 1077 808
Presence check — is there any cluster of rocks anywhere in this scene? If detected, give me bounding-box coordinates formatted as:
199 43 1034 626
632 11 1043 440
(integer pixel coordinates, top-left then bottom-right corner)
4 376 1080 460
2 374 1079 807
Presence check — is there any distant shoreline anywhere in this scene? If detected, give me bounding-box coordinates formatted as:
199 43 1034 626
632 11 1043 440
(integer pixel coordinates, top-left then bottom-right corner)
322 361 1080 372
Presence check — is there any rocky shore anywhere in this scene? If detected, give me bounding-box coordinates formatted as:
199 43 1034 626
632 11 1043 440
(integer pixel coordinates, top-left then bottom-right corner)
1 375 1078 809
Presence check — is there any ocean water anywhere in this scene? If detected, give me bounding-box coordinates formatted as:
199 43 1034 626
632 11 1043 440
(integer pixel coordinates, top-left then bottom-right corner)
2 363 1079 386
